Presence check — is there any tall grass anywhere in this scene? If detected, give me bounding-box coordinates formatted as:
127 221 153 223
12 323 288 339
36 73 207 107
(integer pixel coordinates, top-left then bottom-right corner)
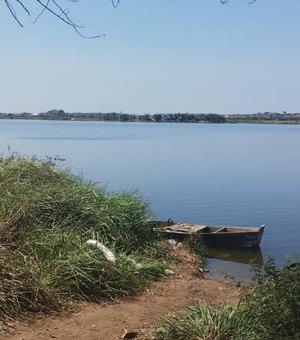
0 248 60 319
0 156 154 250
154 260 300 339
0 156 165 322
186 233 207 266
155 303 260 340
242 259 300 339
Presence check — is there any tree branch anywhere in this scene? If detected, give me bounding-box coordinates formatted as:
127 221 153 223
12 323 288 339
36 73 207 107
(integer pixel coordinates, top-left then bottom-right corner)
111 0 120 9
3 0 116 38
220 0 257 4
4 0 24 27
4 0 257 38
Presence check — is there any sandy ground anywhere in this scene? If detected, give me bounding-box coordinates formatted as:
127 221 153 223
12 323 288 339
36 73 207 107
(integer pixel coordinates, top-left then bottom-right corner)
0 245 241 340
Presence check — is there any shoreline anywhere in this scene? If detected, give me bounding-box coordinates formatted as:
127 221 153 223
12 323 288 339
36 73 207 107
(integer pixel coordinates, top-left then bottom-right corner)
0 259 241 340
1 117 300 125
1 111 300 125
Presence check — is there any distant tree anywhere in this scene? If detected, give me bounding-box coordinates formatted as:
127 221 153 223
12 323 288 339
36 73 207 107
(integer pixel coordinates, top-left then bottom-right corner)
39 109 67 120
48 109 65 117
205 114 225 123
121 114 129 122
154 114 163 122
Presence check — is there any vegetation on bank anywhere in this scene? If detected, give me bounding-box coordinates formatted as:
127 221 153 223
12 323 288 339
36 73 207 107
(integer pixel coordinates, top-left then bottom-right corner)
0 110 226 123
0 156 169 322
154 259 300 340
2 109 300 124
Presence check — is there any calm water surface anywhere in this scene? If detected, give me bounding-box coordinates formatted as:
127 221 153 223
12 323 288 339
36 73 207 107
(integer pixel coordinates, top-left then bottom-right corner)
1 119 300 280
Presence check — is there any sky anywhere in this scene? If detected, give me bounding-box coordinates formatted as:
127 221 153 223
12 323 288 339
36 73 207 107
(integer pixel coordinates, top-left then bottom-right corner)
1 0 300 114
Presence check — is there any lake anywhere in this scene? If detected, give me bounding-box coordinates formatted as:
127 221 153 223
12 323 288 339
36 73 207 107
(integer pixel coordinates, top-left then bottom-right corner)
1 119 300 280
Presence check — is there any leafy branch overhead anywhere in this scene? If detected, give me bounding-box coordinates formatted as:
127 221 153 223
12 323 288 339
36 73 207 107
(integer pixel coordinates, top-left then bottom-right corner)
4 0 256 37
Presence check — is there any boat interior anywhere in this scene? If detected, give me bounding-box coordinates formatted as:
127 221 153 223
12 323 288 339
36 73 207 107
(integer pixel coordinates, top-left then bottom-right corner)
163 223 262 234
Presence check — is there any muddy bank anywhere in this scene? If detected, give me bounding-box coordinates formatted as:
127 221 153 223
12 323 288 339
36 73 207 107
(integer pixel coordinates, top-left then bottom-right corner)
0 260 240 340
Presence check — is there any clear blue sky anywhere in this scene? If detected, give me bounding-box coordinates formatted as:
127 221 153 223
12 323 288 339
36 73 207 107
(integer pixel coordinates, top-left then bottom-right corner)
1 0 300 114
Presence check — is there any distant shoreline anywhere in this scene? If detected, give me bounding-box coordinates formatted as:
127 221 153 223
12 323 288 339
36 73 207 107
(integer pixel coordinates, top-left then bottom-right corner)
1 110 300 124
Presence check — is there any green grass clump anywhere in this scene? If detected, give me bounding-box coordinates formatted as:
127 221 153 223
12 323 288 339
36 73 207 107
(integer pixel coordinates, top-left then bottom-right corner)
155 303 260 340
0 248 60 319
154 260 300 340
242 259 300 339
0 156 154 251
186 234 207 266
26 231 165 301
0 156 165 322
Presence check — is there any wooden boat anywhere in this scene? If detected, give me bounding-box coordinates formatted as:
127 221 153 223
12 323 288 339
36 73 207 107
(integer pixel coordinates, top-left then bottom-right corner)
152 220 265 248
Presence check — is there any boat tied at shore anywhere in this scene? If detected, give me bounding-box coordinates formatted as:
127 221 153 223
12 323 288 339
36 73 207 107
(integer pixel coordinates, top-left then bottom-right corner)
151 220 265 248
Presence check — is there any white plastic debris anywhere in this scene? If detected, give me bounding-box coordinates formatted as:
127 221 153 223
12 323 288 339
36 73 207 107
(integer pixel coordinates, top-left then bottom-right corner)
86 239 116 262
128 258 143 269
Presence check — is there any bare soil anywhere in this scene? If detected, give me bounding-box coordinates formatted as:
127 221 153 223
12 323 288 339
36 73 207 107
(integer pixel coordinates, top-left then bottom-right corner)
0 245 241 340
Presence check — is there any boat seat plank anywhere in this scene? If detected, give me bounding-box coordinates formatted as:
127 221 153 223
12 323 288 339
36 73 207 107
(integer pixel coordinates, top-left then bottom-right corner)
191 225 208 232
164 223 207 234
165 224 190 233
213 227 226 233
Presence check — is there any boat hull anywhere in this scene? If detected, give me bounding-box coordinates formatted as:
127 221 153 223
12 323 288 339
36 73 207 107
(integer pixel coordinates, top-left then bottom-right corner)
200 229 264 248
151 221 265 248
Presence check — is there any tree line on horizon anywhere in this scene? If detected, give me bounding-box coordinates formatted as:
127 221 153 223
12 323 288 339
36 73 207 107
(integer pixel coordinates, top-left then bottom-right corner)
0 110 226 123
1 110 300 123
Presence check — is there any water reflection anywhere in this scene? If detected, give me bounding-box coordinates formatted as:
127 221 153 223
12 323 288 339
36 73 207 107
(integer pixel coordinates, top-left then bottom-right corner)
207 247 264 266
206 247 264 282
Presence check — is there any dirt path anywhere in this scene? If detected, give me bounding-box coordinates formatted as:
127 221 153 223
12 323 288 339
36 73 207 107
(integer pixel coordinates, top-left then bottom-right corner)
0 247 241 340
